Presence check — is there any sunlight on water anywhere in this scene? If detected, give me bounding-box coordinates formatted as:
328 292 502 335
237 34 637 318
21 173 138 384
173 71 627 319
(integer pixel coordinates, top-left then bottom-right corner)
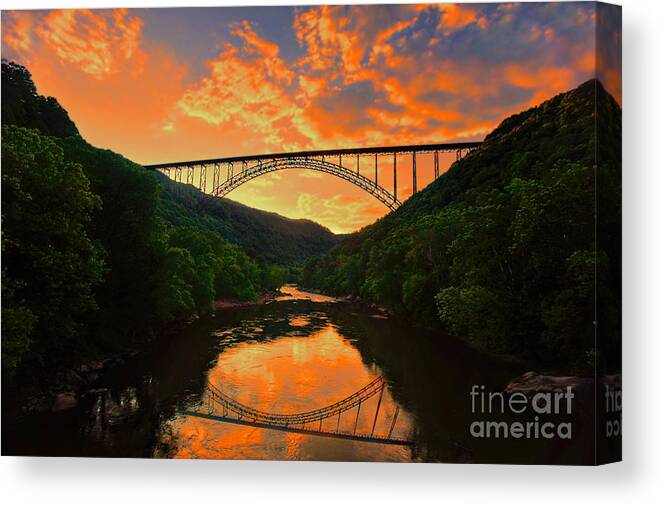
276 284 338 303
164 300 414 461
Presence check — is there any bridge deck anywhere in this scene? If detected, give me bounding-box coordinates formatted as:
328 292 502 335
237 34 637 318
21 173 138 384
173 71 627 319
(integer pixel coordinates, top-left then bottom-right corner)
184 411 414 447
144 141 482 169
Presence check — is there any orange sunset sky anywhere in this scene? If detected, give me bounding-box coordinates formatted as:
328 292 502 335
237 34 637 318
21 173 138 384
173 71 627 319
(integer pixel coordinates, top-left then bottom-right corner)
1 3 621 233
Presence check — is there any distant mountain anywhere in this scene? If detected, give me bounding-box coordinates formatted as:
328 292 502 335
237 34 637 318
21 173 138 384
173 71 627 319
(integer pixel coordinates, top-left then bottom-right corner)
303 79 621 368
156 175 341 266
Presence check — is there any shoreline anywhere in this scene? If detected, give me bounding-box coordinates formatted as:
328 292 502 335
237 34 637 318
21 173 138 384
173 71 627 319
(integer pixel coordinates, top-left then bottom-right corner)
212 289 286 310
6 285 603 419
8 289 291 416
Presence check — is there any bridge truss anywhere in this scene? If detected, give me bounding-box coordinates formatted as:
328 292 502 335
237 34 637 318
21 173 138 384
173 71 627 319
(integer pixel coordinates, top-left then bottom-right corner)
184 376 414 446
145 142 481 212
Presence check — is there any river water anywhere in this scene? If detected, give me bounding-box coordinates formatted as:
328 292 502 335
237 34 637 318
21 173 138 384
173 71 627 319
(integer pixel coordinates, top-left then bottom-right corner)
5 285 591 463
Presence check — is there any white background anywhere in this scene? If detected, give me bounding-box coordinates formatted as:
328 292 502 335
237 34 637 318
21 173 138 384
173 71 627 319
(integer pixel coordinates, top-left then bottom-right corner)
1 0 659 503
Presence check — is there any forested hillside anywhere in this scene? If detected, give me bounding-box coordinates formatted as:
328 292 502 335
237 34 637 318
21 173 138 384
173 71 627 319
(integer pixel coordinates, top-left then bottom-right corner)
303 79 621 370
157 177 340 266
0 60 336 377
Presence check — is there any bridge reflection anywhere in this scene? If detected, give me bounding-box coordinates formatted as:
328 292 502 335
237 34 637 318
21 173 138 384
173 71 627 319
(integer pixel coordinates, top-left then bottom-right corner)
185 375 413 447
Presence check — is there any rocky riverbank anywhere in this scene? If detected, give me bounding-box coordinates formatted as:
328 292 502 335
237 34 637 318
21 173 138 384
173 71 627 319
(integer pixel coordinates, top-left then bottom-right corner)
212 289 286 310
506 371 621 395
10 290 289 417
300 288 392 318
13 349 141 415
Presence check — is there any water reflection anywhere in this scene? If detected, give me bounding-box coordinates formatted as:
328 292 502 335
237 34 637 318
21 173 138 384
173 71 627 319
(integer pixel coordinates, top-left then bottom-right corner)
276 284 338 303
9 286 583 463
164 310 414 461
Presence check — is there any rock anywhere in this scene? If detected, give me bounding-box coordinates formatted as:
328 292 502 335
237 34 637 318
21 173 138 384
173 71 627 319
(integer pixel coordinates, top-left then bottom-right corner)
88 360 104 371
506 372 595 395
103 356 124 368
85 388 109 395
55 369 85 389
52 393 77 412
23 396 52 414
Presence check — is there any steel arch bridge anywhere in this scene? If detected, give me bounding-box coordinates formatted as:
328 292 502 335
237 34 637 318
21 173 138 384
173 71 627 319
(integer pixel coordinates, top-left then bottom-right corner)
184 375 413 446
145 142 481 212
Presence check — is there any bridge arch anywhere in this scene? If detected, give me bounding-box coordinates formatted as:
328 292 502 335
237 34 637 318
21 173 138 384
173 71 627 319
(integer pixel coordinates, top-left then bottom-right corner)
213 157 402 211
145 142 482 214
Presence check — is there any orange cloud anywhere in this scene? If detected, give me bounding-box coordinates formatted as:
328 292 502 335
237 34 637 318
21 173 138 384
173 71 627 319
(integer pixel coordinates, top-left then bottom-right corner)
504 64 575 106
3 10 34 53
34 9 144 78
2 9 188 161
435 4 485 32
177 21 304 149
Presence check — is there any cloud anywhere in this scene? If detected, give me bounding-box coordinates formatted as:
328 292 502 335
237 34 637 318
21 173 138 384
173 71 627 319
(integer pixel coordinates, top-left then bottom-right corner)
177 20 304 149
298 171 323 179
32 9 145 77
2 9 188 159
3 10 35 53
294 192 385 233
435 3 487 32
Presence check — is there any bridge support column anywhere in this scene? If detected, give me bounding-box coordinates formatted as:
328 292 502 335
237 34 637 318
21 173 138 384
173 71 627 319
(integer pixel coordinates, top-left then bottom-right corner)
354 401 362 435
357 154 360 176
200 164 207 193
375 153 378 187
371 387 384 437
434 151 439 179
393 154 397 201
387 406 400 439
213 163 220 194
412 152 417 194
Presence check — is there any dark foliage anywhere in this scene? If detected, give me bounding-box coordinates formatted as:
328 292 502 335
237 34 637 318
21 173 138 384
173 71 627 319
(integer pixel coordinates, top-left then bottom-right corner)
156 174 340 267
1 60 79 138
2 126 105 370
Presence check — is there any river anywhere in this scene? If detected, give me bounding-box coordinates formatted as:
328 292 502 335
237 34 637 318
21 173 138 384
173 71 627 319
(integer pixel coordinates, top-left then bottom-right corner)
4 285 591 463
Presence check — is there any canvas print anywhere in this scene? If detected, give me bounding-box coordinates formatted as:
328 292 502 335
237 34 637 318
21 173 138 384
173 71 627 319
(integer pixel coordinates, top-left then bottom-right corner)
1 2 621 464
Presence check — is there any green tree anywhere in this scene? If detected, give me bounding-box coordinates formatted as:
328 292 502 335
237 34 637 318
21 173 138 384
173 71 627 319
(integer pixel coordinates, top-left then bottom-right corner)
1 126 105 372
